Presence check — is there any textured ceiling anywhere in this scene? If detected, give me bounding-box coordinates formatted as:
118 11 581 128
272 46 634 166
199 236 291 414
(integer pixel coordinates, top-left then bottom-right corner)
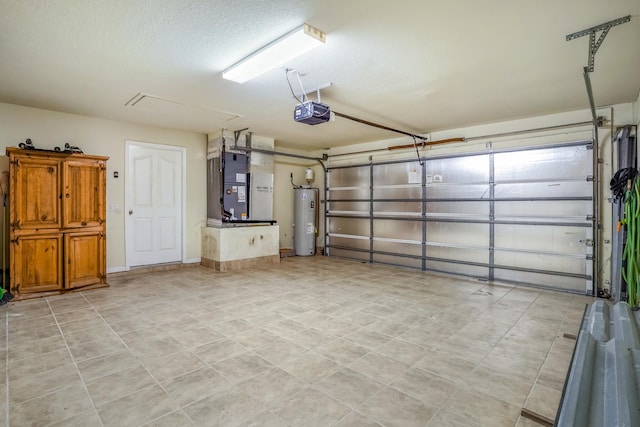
1 0 639 150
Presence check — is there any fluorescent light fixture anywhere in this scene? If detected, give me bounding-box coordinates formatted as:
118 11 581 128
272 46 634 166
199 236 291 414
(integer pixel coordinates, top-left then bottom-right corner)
223 23 326 83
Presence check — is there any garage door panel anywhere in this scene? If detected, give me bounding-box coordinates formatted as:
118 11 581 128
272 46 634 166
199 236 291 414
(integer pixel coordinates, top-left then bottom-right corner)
494 269 588 293
326 140 594 294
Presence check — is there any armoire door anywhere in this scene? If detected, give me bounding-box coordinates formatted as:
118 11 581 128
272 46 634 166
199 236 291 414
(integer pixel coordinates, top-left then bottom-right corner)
12 233 63 293
65 231 105 289
10 157 61 231
63 159 106 228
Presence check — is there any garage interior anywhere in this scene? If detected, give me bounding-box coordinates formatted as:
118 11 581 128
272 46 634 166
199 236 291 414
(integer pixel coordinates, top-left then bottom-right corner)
0 1 639 426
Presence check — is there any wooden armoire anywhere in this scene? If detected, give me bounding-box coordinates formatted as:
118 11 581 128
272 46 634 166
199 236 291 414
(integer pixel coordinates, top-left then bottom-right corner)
6 147 108 298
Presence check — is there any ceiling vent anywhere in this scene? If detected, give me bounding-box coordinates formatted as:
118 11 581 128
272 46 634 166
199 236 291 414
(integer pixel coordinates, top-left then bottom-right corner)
125 93 242 131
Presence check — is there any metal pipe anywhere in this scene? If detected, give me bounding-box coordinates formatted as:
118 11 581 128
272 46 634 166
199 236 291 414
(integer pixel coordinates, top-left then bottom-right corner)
333 111 428 141
234 146 325 168
465 121 595 142
327 121 594 159
584 68 600 295
387 137 465 150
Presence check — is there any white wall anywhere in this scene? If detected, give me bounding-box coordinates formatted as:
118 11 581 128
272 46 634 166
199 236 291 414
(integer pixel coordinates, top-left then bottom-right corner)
273 154 319 250
0 102 207 272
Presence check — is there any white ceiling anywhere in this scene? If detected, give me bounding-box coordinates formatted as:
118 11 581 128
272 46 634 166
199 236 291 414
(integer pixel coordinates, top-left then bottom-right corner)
1 0 639 150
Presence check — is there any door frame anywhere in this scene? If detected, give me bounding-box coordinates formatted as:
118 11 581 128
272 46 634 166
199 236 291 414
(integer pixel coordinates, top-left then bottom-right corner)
124 140 187 270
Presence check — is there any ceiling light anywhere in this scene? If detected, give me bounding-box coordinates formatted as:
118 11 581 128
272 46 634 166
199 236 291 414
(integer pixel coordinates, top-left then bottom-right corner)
222 24 326 84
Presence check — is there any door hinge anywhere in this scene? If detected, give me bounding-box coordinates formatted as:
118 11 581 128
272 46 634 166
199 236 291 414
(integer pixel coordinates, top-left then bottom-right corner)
580 239 594 247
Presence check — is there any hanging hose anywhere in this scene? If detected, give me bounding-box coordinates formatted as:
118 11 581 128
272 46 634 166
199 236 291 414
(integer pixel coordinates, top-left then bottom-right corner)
622 176 640 307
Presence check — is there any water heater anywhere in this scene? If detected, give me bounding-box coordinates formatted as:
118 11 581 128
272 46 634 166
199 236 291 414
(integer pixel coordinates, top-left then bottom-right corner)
294 188 318 256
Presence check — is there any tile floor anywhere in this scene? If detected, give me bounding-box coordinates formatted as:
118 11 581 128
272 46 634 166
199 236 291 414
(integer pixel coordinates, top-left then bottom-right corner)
0 256 594 426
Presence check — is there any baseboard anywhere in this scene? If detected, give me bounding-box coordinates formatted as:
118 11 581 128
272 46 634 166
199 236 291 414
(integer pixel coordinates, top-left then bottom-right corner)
106 266 127 274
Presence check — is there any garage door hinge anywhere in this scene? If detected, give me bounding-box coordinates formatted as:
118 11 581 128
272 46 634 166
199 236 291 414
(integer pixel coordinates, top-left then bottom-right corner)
586 175 594 181
580 239 594 247
586 255 593 260
586 215 594 221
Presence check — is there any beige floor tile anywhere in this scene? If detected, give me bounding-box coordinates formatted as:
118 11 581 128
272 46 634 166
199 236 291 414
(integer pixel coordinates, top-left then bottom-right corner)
161 366 231 406
390 367 458 407
8 313 55 334
335 411 383 426
11 384 93 426
77 350 140 382
237 410 289 427
252 337 308 366
4 259 578 426
142 349 207 382
376 339 429 365
515 415 547 426
286 328 336 349
236 367 307 407
48 409 103 427
9 323 62 346
142 410 195 426
462 366 532 407
67 334 128 362
414 347 477 384
536 352 572 391
183 386 264 426
97 384 178 427
58 316 109 335
169 326 224 348
523 382 562 421
337 310 381 327
440 388 521 427
314 317 361 337
279 351 341 383
53 307 100 324
357 386 438 427
86 365 157 406
8 348 73 380
397 327 453 348
274 388 351 427
63 324 120 347
48 295 92 314
427 410 481 426
348 353 410 384
366 319 411 337
315 367 384 407
126 336 185 361
212 352 274 383
481 347 543 381
8 334 67 361
230 327 280 350
343 329 393 349
192 338 247 364
316 339 369 364
10 363 82 404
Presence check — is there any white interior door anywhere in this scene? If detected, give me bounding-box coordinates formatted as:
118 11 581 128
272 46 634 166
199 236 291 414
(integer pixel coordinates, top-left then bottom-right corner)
126 142 183 267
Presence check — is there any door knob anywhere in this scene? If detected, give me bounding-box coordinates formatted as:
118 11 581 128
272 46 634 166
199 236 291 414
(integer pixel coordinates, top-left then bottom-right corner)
129 210 133 215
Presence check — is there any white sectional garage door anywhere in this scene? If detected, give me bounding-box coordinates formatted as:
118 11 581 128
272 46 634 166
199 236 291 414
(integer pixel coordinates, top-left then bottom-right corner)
326 140 594 294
